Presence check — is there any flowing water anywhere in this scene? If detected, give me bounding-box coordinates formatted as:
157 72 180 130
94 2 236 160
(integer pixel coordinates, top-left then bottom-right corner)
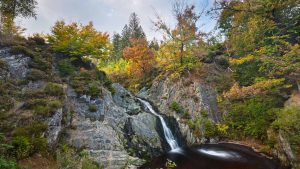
138 98 179 150
137 98 285 169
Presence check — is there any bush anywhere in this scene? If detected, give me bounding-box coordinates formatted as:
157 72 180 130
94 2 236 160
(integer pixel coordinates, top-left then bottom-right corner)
27 34 45 45
273 107 300 155
14 122 48 138
225 96 282 140
88 105 97 112
89 82 101 98
11 136 32 159
30 137 48 153
26 69 47 81
10 45 35 58
204 120 217 138
81 158 100 169
44 82 64 96
70 70 112 96
29 55 52 71
26 98 62 116
57 59 76 77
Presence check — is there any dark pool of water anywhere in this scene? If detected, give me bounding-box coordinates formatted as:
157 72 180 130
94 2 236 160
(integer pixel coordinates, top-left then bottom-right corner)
140 143 286 169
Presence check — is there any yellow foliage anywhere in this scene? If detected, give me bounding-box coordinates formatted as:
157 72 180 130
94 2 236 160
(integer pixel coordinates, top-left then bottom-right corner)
223 78 286 99
229 54 255 65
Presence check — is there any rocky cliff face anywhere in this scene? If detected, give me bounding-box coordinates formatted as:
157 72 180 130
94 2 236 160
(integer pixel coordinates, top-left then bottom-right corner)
0 46 169 168
63 84 165 168
138 76 221 144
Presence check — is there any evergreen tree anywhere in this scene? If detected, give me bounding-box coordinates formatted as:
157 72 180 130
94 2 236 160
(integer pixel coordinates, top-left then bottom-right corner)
149 38 159 50
121 24 131 50
112 33 122 60
128 12 146 40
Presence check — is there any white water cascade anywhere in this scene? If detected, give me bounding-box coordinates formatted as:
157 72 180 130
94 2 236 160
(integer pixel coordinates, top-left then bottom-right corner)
138 98 179 150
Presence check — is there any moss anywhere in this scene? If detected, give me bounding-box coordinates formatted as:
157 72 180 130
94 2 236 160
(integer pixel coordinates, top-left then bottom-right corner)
88 105 97 112
26 69 47 81
44 82 64 97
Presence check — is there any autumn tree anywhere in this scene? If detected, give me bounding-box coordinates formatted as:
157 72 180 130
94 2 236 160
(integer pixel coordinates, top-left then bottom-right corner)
154 0 201 66
48 21 111 63
0 0 37 35
123 38 155 77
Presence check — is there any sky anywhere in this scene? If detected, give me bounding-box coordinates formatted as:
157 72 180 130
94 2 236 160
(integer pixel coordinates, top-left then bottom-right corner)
17 0 217 40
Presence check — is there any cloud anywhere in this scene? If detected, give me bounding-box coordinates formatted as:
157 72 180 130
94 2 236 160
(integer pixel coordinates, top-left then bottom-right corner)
18 0 216 40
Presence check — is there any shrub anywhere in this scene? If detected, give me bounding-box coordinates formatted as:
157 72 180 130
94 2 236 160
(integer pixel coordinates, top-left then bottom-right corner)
30 137 48 153
0 156 17 169
57 59 76 77
225 96 282 140
26 98 62 116
14 122 48 138
70 70 112 96
88 105 97 112
27 34 46 45
89 82 101 98
26 69 47 81
10 45 35 58
204 120 217 138
29 55 52 71
44 82 64 96
81 158 99 169
273 107 300 155
11 136 32 159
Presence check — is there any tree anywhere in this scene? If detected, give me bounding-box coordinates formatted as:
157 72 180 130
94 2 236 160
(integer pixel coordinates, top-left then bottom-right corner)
48 21 111 63
112 33 122 60
149 38 160 50
154 0 201 66
121 24 131 50
128 12 146 39
0 0 37 34
123 38 155 77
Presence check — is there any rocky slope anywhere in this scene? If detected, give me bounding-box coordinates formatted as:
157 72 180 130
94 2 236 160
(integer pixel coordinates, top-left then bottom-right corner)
0 45 182 168
138 75 220 144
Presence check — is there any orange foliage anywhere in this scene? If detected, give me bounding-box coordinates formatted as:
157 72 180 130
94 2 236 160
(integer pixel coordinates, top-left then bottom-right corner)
223 79 286 99
123 38 155 77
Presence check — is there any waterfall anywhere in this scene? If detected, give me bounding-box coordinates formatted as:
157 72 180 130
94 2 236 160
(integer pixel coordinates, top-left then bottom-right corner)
138 98 179 150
